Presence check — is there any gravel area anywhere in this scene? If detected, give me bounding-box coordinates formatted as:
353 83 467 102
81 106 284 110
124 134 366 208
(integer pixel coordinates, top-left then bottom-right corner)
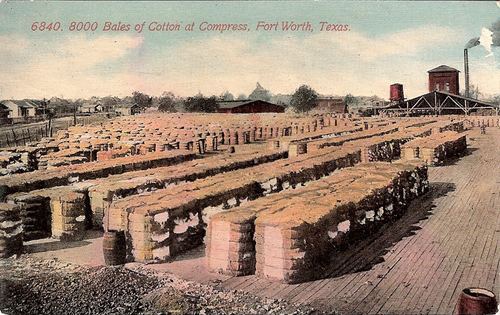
0 255 330 315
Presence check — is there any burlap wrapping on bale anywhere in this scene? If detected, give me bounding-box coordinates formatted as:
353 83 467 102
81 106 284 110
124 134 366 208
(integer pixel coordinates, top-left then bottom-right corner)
0 203 23 258
6 193 52 241
50 191 86 241
206 216 257 276
402 131 467 165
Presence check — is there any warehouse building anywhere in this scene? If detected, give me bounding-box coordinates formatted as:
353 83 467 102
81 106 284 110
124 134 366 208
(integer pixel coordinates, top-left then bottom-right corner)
217 100 285 113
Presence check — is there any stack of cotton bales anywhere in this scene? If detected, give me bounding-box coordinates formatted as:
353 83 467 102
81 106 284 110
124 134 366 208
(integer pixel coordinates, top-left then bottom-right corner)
254 163 428 283
0 203 23 258
50 190 87 241
402 131 467 165
207 162 428 283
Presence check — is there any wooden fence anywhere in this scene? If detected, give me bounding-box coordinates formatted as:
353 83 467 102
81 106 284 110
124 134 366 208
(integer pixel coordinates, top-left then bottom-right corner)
0 115 110 148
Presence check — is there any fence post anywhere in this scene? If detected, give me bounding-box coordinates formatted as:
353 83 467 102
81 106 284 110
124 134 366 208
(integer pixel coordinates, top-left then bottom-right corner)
21 129 26 146
11 129 17 146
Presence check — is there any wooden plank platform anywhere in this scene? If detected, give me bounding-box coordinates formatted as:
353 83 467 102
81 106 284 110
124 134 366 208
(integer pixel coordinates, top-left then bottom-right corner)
220 128 500 314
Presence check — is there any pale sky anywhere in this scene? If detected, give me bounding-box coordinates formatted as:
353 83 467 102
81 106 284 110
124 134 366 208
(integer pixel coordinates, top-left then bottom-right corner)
0 1 499 100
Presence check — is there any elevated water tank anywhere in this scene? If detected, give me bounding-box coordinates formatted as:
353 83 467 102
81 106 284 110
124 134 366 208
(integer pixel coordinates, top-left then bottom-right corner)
390 83 404 102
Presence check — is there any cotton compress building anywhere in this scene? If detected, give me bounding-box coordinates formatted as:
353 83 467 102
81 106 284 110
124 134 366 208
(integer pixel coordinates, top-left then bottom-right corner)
382 64 498 115
428 65 459 95
217 100 285 113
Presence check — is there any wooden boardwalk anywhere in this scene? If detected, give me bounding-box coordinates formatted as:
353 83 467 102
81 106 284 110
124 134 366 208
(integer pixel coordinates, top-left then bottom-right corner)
220 128 500 314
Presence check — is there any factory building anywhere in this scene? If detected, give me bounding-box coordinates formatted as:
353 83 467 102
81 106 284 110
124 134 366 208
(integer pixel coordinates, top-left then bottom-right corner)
380 65 498 116
427 65 460 95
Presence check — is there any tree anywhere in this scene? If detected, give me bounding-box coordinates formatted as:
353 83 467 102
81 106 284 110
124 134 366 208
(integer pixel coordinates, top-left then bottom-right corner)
101 96 120 112
248 82 272 101
290 85 318 113
183 94 219 113
220 91 234 101
132 91 152 109
489 95 500 105
460 84 483 100
469 84 482 100
158 91 178 112
483 94 500 106
344 93 357 106
236 93 247 100
48 97 73 114
271 94 292 106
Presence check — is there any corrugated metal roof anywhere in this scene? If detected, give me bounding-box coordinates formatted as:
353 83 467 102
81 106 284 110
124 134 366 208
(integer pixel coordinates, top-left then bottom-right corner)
385 90 498 110
428 65 460 73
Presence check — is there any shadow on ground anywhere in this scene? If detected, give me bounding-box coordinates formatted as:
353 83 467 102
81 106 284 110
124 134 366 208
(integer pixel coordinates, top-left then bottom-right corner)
321 182 456 279
23 230 103 254
438 147 478 167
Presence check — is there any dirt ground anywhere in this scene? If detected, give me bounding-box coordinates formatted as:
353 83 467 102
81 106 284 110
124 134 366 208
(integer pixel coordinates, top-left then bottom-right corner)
0 251 325 315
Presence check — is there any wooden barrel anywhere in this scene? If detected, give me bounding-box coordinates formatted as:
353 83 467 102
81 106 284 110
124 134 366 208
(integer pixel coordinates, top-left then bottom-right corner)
454 288 498 315
102 231 126 265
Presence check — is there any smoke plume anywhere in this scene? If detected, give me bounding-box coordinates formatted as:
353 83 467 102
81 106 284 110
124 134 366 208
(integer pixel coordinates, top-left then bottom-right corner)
465 18 500 54
479 28 494 56
491 18 500 46
465 37 480 49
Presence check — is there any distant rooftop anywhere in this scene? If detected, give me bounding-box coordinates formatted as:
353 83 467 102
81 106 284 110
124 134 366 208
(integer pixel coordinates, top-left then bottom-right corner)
0 99 40 109
317 96 343 100
428 65 460 73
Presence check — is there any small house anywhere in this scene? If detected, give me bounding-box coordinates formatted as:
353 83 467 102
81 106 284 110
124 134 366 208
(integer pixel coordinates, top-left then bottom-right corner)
80 101 103 113
115 103 140 116
0 100 37 118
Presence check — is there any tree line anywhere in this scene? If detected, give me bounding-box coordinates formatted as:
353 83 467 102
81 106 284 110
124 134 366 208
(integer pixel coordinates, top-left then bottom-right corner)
156 82 322 113
40 82 500 115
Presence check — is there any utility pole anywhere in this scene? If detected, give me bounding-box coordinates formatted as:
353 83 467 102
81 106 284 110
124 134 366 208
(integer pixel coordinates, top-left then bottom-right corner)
74 103 77 126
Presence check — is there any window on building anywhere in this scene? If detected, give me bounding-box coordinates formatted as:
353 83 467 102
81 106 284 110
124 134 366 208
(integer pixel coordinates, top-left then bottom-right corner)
445 83 450 92
435 83 440 91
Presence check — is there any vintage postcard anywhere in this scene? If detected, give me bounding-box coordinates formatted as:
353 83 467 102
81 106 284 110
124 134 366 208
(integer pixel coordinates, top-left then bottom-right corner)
0 1 499 314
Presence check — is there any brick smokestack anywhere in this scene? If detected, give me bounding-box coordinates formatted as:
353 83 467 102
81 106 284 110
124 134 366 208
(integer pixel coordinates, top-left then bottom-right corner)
464 49 470 98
